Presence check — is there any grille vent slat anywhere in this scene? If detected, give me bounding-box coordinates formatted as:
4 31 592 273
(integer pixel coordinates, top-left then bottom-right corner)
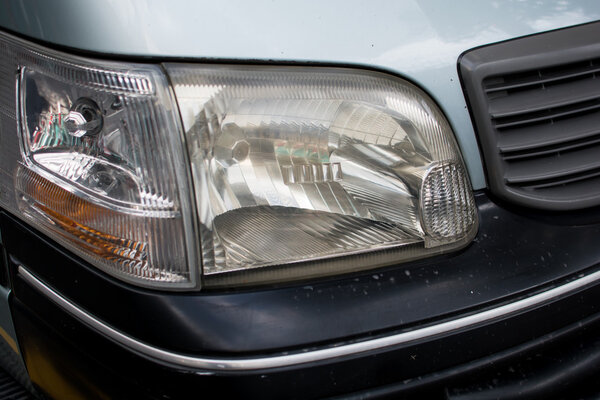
519 168 600 190
504 144 600 184
460 22 600 209
484 59 600 93
492 100 600 130
500 132 600 161
488 77 600 120
497 112 600 153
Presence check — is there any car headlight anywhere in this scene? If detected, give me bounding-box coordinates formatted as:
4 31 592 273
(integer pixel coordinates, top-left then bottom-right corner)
4 35 197 290
166 65 477 287
0 31 477 290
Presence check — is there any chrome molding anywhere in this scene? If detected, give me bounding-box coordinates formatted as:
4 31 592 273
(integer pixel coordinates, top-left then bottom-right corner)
18 265 600 371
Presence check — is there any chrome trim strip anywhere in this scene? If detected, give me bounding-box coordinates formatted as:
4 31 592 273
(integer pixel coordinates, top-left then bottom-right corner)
18 265 600 371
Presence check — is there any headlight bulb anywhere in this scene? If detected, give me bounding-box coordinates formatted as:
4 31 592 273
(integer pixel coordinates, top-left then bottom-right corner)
64 98 103 137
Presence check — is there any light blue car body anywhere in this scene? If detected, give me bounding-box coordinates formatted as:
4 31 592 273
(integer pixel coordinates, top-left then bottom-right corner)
2 0 600 190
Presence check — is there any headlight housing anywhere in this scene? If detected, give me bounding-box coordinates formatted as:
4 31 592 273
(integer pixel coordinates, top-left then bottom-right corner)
0 31 477 290
167 65 477 287
0 33 198 289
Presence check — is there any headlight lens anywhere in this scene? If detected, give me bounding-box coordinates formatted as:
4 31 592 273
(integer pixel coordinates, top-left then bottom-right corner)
0 31 477 290
0 33 197 289
166 65 477 287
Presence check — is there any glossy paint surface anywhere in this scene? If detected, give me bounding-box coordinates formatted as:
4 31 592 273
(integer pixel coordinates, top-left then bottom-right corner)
1 1 600 188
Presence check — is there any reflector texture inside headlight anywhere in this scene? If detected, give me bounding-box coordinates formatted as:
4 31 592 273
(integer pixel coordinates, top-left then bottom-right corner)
166 65 477 285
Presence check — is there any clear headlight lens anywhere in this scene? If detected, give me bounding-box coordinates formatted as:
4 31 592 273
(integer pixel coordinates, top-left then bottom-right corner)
166 65 477 287
0 32 197 289
0 30 477 290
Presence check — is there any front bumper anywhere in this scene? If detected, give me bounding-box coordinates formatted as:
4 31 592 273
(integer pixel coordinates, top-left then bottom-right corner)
3 191 600 398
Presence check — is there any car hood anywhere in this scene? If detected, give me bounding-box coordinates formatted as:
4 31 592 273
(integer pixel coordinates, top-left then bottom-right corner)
2 0 600 189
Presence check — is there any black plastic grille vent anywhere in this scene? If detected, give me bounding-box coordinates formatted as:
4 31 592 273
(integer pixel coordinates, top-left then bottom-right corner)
460 22 600 210
488 61 600 189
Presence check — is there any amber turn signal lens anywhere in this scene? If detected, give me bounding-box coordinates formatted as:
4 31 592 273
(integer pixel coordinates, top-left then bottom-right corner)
16 168 158 280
